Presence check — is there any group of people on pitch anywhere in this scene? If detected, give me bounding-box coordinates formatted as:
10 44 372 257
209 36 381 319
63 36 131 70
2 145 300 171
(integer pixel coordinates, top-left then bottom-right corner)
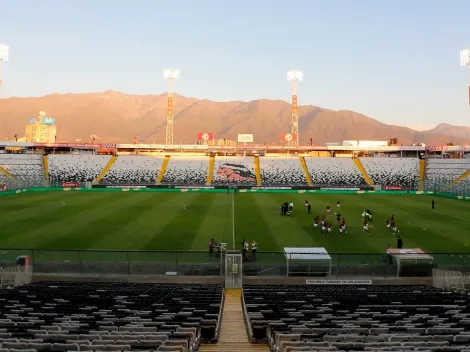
311 201 347 235
242 239 257 260
280 201 294 216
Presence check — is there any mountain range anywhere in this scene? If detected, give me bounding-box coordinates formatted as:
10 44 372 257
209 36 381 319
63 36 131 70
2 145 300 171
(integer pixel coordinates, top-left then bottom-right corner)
0 91 468 145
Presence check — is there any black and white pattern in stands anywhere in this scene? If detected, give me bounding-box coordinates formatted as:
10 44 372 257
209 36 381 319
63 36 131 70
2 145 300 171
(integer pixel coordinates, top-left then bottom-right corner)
161 156 209 185
425 158 470 192
100 156 163 184
212 156 257 185
259 157 307 185
0 155 45 188
0 282 223 350
244 284 470 351
305 157 367 185
361 157 419 187
48 155 112 183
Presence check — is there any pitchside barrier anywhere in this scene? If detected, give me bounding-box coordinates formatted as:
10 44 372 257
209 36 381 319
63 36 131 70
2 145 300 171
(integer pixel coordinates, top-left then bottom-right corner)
2 187 470 201
0 249 469 278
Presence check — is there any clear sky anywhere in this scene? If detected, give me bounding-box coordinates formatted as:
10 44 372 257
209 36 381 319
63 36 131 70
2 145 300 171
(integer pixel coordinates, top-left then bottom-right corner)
1 0 469 129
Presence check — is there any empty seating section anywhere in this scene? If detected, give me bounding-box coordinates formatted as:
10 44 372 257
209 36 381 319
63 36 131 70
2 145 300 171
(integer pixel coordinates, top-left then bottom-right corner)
161 157 208 185
260 158 307 185
243 285 470 352
100 156 163 184
212 157 257 185
361 157 419 187
0 282 223 352
48 155 112 183
425 159 470 191
305 158 366 186
0 155 44 188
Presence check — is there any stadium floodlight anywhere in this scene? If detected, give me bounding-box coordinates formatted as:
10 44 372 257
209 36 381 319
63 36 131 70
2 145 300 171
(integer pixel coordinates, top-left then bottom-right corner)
286 70 303 147
460 48 470 66
287 70 303 82
163 69 180 80
163 69 180 145
0 44 9 97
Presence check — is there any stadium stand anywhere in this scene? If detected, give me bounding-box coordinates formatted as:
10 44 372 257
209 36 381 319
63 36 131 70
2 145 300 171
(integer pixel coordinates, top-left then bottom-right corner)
425 159 470 192
0 282 223 352
161 156 209 185
243 284 470 352
304 157 367 186
259 158 307 186
100 156 164 184
48 155 112 183
212 157 257 185
0 154 45 188
361 157 419 187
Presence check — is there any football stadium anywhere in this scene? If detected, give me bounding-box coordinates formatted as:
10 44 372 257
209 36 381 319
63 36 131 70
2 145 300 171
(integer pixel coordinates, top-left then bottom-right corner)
1 142 470 351
1 14 470 352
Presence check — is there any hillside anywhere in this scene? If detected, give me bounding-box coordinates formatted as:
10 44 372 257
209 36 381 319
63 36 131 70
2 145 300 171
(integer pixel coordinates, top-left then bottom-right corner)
0 91 466 145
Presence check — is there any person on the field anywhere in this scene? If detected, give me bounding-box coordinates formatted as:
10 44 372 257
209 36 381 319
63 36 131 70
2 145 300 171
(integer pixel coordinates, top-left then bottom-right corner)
313 215 320 228
363 218 370 232
336 200 340 209
307 203 311 214
289 201 294 212
432 199 435 210
327 222 332 233
386 219 391 229
336 212 341 223
251 240 257 260
397 236 403 249
209 238 215 257
321 221 327 234
339 218 346 234
326 205 331 214
320 215 326 227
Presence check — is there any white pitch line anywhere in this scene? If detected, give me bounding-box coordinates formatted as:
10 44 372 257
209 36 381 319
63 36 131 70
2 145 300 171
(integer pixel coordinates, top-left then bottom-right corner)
183 205 196 212
232 192 235 250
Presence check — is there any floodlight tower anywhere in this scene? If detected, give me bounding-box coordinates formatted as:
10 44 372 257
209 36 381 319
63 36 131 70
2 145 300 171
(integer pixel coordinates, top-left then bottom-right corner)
0 44 9 97
163 69 180 145
461 49 470 144
287 70 303 146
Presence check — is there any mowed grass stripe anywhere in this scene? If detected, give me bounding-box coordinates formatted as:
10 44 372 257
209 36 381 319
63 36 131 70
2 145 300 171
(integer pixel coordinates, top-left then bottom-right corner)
82 192 184 250
0 192 124 246
145 193 218 250
12 193 161 250
234 194 283 251
190 193 232 250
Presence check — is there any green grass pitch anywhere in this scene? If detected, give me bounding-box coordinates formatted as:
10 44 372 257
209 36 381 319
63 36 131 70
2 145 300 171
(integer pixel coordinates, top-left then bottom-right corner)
0 191 470 260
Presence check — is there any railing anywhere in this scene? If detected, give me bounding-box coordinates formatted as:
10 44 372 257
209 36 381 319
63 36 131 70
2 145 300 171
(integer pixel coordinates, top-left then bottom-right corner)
1 249 470 277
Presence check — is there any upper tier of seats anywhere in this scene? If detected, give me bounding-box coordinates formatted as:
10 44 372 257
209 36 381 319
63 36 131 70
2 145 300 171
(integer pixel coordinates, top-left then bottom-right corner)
101 156 163 184
0 282 223 352
212 156 257 185
161 156 208 185
305 157 366 186
48 155 112 183
243 284 470 352
0 155 44 188
425 159 470 192
260 157 307 185
361 157 420 187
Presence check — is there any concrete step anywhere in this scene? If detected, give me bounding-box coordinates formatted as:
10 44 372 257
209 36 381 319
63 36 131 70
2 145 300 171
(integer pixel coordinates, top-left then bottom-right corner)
199 288 269 351
199 342 269 351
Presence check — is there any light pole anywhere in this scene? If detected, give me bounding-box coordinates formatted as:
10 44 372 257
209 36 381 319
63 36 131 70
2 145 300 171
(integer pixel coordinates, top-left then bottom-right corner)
461 49 470 145
0 44 9 97
163 69 180 145
287 70 303 146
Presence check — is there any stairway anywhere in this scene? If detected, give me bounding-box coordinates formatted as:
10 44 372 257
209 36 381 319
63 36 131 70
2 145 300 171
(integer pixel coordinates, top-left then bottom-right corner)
199 289 269 352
